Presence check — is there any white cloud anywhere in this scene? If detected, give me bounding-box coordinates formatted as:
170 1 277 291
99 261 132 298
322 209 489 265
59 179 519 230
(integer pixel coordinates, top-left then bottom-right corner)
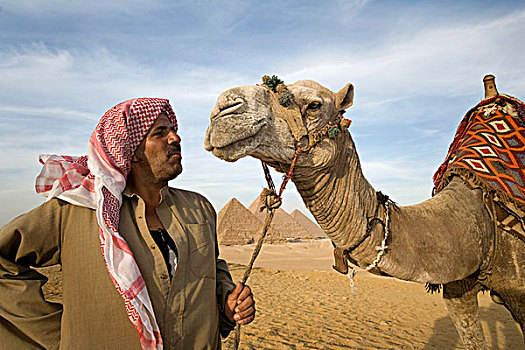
284 8 525 101
0 42 254 115
361 157 437 203
0 0 167 17
0 105 95 120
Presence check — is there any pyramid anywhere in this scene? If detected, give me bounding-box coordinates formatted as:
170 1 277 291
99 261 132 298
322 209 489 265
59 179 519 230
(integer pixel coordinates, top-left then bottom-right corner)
291 209 326 238
217 198 284 245
248 198 311 239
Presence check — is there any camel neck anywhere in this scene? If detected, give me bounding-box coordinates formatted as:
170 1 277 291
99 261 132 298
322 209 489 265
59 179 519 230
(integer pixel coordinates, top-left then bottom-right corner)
292 134 381 263
291 133 489 283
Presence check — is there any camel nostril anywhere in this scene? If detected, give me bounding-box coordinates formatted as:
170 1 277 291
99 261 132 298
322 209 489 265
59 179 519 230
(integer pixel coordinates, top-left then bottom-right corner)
220 95 244 108
220 101 243 111
214 98 245 119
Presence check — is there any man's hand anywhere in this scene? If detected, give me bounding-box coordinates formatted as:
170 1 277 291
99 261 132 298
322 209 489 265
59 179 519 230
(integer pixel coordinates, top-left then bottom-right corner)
259 188 282 212
225 282 255 325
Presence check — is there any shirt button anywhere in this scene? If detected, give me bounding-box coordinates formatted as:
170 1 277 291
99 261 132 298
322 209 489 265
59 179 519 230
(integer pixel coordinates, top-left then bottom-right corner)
160 274 169 280
138 216 143 219
150 244 156 249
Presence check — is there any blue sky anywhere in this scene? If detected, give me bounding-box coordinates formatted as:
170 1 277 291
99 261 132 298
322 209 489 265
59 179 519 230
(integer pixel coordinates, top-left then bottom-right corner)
1 0 525 225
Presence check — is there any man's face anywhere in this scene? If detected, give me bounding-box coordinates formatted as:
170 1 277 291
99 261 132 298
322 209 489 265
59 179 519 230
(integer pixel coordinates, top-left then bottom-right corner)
132 114 182 183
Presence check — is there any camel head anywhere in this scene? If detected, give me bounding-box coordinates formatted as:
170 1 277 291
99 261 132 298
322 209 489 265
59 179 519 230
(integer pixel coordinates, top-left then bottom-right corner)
204 77 355 172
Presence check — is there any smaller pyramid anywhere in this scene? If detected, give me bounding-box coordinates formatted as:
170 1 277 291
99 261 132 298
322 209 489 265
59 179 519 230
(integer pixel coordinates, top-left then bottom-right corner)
291 209 326 238
248 198 311 239
217 198 284 245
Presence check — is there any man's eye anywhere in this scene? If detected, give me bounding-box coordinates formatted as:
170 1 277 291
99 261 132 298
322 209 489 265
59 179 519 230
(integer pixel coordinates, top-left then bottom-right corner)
307 102 321 110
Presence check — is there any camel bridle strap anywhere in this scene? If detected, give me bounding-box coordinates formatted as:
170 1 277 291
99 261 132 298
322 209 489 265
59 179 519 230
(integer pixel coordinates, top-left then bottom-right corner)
340 192 393 294
344 192 392 257
365 199 391 272
331 191 393 293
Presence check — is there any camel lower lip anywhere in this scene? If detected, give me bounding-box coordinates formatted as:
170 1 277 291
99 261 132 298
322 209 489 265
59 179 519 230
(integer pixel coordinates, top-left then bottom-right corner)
211 147 241 162
210 126 263 152
208 130 261 162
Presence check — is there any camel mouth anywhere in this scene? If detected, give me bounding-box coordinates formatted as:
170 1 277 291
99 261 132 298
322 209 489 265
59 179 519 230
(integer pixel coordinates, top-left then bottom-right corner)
207 124 264 162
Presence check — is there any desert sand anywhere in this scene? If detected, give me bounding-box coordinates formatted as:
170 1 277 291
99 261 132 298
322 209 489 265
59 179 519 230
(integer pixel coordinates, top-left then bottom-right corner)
40 239 523 349
218 239 522 350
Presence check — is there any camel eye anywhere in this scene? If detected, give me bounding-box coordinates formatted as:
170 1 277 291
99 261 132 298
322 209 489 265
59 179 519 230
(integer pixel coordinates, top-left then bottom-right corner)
307 101 321 111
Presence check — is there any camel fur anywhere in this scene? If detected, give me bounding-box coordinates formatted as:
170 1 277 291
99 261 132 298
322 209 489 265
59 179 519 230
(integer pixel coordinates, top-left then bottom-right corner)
204 78 525 350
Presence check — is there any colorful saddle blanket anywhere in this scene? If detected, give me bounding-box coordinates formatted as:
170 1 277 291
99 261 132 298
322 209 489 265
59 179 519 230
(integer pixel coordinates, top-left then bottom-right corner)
433 94 525 242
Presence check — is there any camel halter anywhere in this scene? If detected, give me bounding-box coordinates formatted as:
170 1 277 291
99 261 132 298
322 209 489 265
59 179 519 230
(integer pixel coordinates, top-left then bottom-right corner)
232 75 351 349
259 75 353 200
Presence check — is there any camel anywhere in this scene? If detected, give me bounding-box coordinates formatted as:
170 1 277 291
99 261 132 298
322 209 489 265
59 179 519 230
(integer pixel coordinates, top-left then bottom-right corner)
204 75 525 349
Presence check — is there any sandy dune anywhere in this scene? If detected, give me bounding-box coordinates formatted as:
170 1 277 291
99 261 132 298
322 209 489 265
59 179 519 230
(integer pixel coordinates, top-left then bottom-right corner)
39 240 523 349
219 240 523 350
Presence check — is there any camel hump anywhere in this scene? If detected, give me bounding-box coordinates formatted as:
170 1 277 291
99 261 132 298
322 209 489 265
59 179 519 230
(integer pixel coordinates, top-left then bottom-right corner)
483 74 498 99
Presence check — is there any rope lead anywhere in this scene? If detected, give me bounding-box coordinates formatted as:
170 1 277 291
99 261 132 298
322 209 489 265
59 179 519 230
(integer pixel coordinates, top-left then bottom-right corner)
233 160 285 350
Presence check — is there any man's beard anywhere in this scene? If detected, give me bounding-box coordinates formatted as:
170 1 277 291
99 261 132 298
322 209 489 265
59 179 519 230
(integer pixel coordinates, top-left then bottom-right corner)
164 144 182 181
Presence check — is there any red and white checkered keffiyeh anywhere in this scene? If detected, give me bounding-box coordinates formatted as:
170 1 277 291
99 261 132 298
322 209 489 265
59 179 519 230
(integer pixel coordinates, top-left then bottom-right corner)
36 98 178 350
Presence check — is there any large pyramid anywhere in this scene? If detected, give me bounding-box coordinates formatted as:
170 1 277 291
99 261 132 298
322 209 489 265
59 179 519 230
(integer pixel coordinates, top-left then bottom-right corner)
248 198 310 239
217 198 284 245
291 209 326 238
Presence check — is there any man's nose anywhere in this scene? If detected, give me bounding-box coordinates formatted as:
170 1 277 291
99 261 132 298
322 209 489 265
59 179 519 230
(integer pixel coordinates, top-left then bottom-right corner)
168 131 181 144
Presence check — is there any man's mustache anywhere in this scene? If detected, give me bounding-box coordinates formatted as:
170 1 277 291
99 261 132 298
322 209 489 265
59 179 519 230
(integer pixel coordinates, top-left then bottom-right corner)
167 144 181 158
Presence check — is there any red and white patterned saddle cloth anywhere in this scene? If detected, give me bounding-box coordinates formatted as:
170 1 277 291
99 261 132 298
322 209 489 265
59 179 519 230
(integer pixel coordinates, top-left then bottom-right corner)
433 94 525 242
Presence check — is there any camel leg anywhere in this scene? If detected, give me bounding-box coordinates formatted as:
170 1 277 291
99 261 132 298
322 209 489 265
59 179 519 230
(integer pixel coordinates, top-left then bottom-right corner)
443 279 486 350
490 285 525 344
490 232 525 343
506 292 525 342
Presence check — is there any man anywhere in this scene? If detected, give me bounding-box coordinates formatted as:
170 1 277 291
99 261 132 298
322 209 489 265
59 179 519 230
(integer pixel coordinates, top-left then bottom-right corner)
0 98 255 349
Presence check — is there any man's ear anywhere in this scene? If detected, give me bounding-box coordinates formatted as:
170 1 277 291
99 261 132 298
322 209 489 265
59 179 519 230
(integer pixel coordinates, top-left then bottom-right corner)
335 82 354 110
132 143 145 163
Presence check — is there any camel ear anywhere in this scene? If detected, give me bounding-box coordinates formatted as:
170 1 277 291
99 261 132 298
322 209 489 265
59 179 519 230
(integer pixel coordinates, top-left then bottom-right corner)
335 83 354 110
